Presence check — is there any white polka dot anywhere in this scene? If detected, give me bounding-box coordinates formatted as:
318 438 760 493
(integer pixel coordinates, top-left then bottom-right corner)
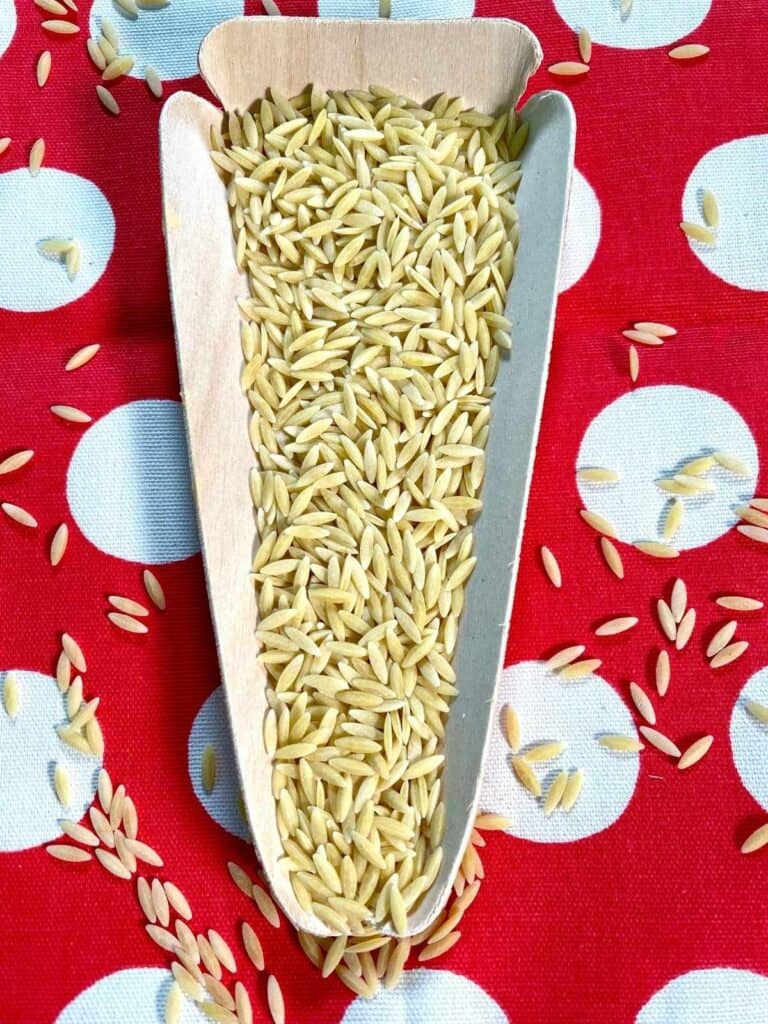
636 968 768 1024
342 969 507 1023
553 0 711 49
55 967 208 1024
0 670 100 853
0 169 114 312
88 0 243 80
480 660 638 843
67 400 199 565
682 135 768 292
730 665 768 811
558 168 601 293
0 0 16 59
188 686 250 842
317 0 472 17
577 386 758 550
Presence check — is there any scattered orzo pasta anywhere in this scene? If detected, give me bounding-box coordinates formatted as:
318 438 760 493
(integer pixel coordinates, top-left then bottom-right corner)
633 322 676 338
558 657 601 680
65 343 100 370
36 50 52 87
680 221 715 245
41 18 79 33
594 615 638 636
668 43 710 60
96 84 120 115
107 611 149 634
559 769 583 812
267 975 285 1024
544 644 585 671
1 502 37 528
49 523 69 565
638 726 680 758
628 682 655 725
503 704 521 752
655 649 670 696
29 138 45 176
3 671 20 719
201 744 217 793
622 329 663 347
577 467 620 483
706 620 737 658
108 595 150 617
540 545 562 587
674 607 696 651
0 449 34 475
577 27 592 64
599 735 643 753
579 509 617 537
143 568 166 610
145 66 163 98
548 61 590 76
745 700 768 725
600 537 624 579
741 823 768 855
702 189 719 228
709 640 748 669
215 83 524 933
677 734 713 770
628 344 639 383
634 540 679 559
50 404 92 424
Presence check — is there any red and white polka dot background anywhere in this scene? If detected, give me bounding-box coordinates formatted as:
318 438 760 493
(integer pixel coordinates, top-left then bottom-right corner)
1 0 767 1021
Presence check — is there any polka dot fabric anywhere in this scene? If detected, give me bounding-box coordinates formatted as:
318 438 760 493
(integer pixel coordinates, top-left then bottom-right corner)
0 1 767 1022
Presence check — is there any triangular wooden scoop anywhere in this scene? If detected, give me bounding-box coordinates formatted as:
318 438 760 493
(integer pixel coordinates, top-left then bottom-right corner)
160 16 574 938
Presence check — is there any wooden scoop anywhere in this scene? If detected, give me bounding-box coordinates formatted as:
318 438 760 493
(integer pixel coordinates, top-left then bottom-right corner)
160 16 574 937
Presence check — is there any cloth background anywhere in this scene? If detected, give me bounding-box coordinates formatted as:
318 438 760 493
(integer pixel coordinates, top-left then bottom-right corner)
1 1 767 1021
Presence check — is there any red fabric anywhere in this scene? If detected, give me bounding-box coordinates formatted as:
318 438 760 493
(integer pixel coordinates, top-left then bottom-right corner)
1 2 767 1021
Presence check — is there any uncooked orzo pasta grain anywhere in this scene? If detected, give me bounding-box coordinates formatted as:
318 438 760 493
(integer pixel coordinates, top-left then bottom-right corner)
51 404 92 424
215 84 524 934
741 823 768 854
548 61 590 76
600 536 624 579
267 975 285 1024
668 43 710 60
577 27 592 63
2 502 38 528
3 671 19 719
41 18 79 33
201 745 216 793
622 329 664 347
558 657 601 680
145 66 163 98
544 644 585 671
96 85 120 115
655 649 670 696
0 449 33 474
36 51 51 87
628 344 639 382
677 734 713 769
599 735 643 753
560 769 583 812
702 189 719 228
633 322 676 338
540 545 562 587
680 221 715 245
143 568 166 610
108 611 149 634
